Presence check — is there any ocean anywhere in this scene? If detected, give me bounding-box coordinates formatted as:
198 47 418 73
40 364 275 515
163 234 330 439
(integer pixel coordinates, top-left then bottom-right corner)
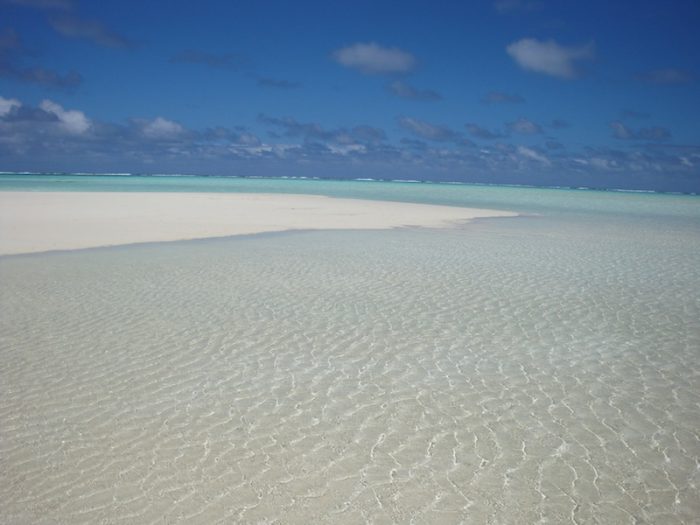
1 173 699 523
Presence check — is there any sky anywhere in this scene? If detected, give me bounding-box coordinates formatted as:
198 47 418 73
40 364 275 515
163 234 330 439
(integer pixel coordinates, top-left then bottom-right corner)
1 0 699 192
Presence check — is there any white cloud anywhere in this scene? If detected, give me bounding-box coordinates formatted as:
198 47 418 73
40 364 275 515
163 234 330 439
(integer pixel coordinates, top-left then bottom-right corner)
328 143 366 156
506 38 594 78
507 117 542 134
0 96 22 117
610 121 633 140
610 121 671 141
398 116 458 142
333 42 416 74
517 145 550 165
142 117 185 139
39 99 91 133
236 132 260 146
589 157 618 170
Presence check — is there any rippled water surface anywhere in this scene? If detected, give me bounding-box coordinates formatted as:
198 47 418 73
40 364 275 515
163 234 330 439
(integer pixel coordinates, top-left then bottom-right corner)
1 180 700 524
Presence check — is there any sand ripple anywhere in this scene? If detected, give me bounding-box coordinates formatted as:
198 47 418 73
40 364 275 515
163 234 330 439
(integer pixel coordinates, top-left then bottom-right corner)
1 220 699 523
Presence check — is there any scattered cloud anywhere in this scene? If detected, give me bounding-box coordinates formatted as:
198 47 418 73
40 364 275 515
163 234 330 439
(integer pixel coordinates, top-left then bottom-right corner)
608 121 634 140
517 145 550 165
482 91 524 104
609 121 671 141
494 0 543 13
170 50 243 69
6 0 133 50
201 126 261 146
507 117 542 134
259 114 336 142
0 95 21 116
0 62 81 87
49 15 133 48
259 114 386 145
1 95 696 191
635 68 693 85
39 99 90 133
506 38 594 78
351 125 387 144
466 123 504 140
399 137 428 150
333 42 416 74
0 28 82 88
0 101 59 123
0 96 273 164
568 145 699 181
139 117 186 139
397 116 461 142
257 77 300 89
387 80 441 101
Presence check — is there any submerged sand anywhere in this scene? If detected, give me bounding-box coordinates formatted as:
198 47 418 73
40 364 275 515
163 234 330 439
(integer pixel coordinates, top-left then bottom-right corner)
2 223 699 523
0 191 516 255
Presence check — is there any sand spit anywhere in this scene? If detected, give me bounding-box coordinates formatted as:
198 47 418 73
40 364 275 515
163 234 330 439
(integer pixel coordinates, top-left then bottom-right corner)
0 191 516 255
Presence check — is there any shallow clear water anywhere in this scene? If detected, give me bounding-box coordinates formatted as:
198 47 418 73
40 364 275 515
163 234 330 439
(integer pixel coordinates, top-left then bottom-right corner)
2 172 700 221
1 175 699 523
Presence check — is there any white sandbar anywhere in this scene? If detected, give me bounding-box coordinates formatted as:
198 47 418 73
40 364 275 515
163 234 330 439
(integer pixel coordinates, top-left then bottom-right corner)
0 191 516 255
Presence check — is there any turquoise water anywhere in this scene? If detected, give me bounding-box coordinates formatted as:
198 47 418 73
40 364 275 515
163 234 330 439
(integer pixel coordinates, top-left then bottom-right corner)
1 172 699 221
1 174 699 523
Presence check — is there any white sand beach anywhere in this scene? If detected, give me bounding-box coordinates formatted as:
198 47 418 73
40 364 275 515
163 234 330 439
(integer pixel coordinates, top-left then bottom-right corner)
0 191 516 255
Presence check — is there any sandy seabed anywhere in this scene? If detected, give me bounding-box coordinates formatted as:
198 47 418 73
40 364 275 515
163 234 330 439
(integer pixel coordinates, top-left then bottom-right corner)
1 189 699 523
0 191 516 255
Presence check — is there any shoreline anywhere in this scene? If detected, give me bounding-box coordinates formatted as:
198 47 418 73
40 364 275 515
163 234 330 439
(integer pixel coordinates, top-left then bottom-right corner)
0 191 517 255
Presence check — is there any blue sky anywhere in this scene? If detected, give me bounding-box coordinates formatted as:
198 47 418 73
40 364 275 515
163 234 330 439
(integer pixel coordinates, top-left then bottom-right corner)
1 0 699 191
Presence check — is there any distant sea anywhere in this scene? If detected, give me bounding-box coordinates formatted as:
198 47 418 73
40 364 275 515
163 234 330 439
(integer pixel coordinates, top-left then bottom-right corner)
1 172 699 523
